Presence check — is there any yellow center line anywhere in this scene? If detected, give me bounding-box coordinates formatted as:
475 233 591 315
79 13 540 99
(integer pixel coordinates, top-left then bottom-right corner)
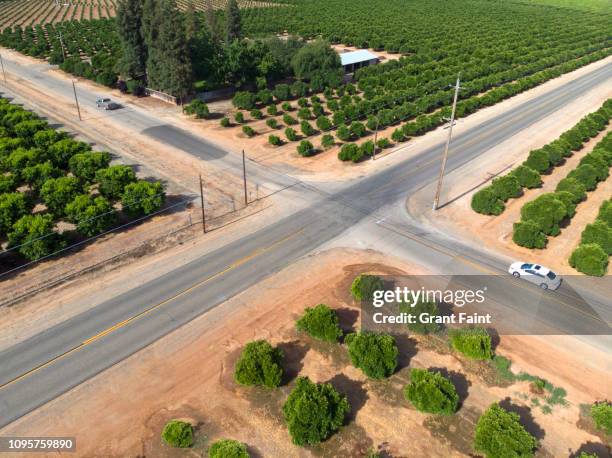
0 228 304 391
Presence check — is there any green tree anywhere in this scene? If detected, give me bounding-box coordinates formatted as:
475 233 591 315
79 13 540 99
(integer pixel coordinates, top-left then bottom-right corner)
291 40 342 87
69 152 111 183
161 419 193 448
40 176 82 216
350 274 383 301
208 439 249 458
8 214 64 261
449 327 492 360
474 403 538 458
404 368 459 414
0 192 29 238
296 304 343 342
116 0 147 80
121 180 165 216
282 376 349 446
590 402 612 434
569 243 608 276
225 0 242 43
345 332 398 379
65 194 116 236
96 165 137 199
234 340 283 388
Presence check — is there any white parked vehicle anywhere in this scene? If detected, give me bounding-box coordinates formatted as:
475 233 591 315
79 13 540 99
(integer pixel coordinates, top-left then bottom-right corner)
508 262 561 290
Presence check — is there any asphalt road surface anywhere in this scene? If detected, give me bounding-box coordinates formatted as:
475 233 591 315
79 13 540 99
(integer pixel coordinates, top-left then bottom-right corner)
0 57 610 428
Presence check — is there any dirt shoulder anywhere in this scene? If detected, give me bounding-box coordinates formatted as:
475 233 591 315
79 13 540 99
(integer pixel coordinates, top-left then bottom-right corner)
2 248 608 457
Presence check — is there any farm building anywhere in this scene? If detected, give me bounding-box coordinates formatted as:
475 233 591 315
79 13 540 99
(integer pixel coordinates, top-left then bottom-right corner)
339 49 380 73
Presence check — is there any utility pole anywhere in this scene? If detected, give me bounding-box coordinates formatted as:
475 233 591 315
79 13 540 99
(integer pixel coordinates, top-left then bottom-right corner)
0 53 6 85
242 149 248 206
72 80 82 121
433 74 462 211
199 174 206 233
372 116 380 160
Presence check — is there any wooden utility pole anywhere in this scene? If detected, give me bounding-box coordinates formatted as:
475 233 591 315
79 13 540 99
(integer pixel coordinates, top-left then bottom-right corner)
433 75 461 210
242 149 248 206
0 53 6 85
72 80 82 121
199 174 206 233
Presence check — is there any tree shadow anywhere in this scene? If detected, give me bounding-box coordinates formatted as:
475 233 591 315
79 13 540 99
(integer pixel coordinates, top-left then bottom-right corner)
499 397 545 440
326 373 369 422
429 367 471 408
336 307 359 335
569 441 611 458
393 334 418 370
277 340 309 385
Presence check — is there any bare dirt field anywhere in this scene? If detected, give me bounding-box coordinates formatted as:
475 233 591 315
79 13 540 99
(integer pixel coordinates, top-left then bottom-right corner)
2 248 609 457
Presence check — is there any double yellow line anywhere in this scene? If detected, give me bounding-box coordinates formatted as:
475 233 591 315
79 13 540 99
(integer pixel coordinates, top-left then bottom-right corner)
0 228 304 390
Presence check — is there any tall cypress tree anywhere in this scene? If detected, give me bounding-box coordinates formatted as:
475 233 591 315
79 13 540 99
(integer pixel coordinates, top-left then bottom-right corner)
225 0 241 43
116 0 146 79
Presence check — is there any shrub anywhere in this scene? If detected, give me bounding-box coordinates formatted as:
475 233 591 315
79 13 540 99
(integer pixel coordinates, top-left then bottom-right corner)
555 177 586 203
285 127 298 142
282 377 349 446
232 91 256 110
590 402 612 434
208 439 249 458
161 420 193 448
235 112 245 124
520 193 568 236
250 109 263 120
296 304 343 342
69 151 111 183
513 220 547 249
282 114 297 125
321 134 335 149
300 120 315 137
242 125 256 137
8 214 64 261
511 165 542 189
345 332 398 379
266 104 278 116
351 274 383 301
65 194 116 236
0 192 29 237
597 200 612 226
338 143 363 162
474 403 538 457
316 116 332 131
569 243 608 276
471 188 504 215
449 327 492 360
297 140 315 157
567 164 598 191
234 340 283 388
121 180 165 216
40 176 81 217
268 135 282 146
400 299 440 334
491 175 521 201
524 149 550 174
96 165 137 199
220 117 231 127
266 118 278 129
404 368 459 414
184 99 210 119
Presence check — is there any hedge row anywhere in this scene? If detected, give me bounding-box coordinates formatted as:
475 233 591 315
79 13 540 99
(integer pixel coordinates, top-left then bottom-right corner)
569 199 611 276
513 131 612 250
472 99 612 215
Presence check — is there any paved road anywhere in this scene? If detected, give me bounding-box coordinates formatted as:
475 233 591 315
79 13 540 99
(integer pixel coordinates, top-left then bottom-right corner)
0 56 610 428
